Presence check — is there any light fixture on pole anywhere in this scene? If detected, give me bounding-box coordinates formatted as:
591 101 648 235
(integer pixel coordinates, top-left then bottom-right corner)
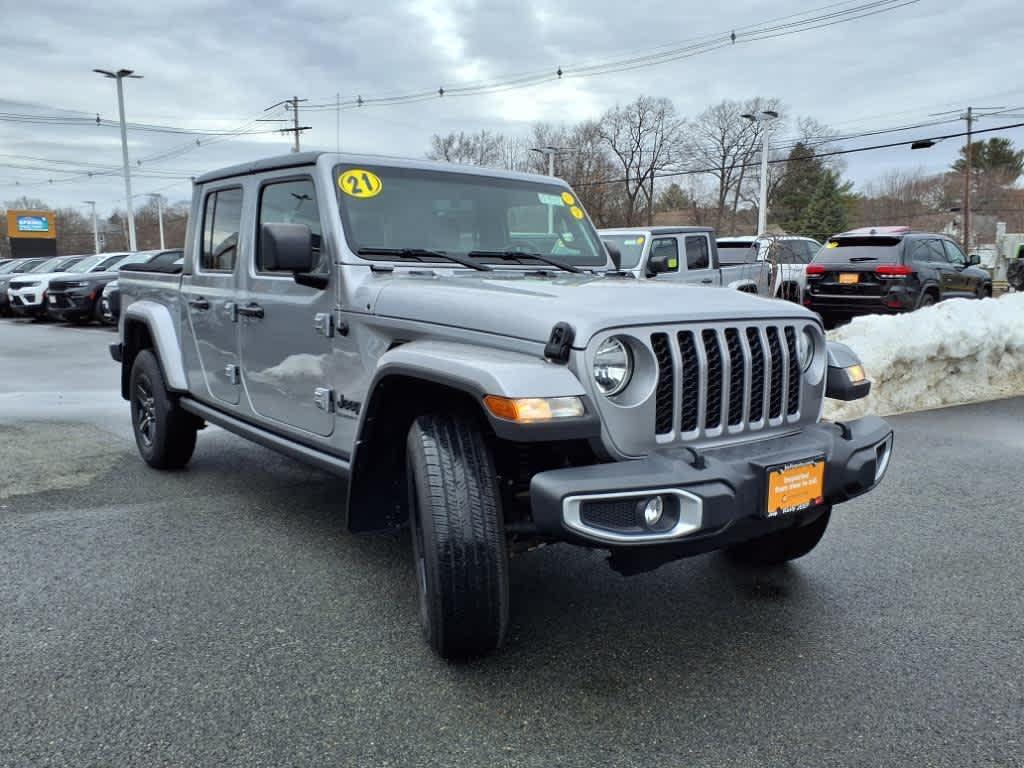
83 200 100 254
93 67 142 251
741 110 779 236
148 193 165 249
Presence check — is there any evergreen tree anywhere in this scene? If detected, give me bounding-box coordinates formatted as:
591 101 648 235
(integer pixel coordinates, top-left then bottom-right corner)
772 142 827 233
798 171 850 240
655 183 693 213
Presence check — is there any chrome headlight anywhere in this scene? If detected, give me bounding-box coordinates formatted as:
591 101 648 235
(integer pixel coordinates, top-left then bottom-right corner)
797 327 815 371
593 336 633 396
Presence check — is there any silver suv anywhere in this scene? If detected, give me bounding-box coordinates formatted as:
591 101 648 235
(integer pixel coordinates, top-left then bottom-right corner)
112 152 892 658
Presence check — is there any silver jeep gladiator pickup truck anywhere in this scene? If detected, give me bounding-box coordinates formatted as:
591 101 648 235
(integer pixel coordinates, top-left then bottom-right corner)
112 152 893 659
599 226 771 294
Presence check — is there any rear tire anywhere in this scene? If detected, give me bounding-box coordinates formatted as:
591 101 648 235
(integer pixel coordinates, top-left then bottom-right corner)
406 412 509 659
726 506 832 566
919 292 937 309
129 349 198 470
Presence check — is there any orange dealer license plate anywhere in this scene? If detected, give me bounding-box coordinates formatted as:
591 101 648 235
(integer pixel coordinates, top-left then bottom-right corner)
839 273 859 284
765 457 826 518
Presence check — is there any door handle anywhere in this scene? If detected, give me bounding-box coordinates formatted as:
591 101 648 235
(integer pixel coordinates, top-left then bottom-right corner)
237 302 264 319
188 297 210 310
701 278 714 284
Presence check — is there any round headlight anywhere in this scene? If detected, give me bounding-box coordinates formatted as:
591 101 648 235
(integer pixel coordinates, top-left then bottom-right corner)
593 336 633 396
797 328 815 371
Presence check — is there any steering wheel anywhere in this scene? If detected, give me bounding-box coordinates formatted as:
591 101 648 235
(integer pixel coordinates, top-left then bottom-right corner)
504 240 547 255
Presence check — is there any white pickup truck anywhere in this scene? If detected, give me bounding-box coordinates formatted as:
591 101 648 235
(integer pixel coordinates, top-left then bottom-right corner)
599 227 771 294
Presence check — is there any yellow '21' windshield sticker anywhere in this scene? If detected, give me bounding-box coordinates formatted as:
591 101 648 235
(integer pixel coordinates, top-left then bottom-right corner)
339 169 382 198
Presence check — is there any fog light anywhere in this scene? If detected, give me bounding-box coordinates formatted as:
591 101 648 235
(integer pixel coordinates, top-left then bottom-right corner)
641 496 664 527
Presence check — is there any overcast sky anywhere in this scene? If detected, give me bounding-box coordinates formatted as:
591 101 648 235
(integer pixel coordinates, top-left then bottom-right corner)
1 0 1022 217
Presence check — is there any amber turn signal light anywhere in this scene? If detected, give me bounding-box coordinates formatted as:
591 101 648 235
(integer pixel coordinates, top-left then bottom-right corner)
483 395 584 422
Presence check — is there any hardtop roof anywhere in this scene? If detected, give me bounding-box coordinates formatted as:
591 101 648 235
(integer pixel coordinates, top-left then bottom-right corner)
194 151 572 186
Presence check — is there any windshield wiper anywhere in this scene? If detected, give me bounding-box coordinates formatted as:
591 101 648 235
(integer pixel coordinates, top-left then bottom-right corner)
848 256 878 262
466 249 584 274
357 247 492 271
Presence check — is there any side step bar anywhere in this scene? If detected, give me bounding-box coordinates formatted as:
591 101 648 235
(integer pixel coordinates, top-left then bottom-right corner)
180 397 350 477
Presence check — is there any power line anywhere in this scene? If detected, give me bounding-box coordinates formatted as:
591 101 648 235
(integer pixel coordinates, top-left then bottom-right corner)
574 121 1024 188
304 0 918 112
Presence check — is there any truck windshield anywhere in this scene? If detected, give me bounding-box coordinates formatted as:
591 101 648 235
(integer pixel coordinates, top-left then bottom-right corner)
65 255 109 273
31 256 82 273
599 234 648 269
335 165 607 267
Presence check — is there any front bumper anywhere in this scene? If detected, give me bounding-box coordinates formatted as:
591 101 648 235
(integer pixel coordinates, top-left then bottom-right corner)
46 290 96 320
530 415 892 554
8 291 46 317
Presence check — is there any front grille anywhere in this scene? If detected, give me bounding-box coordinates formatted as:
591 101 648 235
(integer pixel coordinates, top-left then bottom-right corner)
651 333 673 435
651 322 805 440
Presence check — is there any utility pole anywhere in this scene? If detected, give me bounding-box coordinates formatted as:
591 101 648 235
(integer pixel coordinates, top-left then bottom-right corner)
930 106 1004 250
93 68 142 251
742 110 779 236
83 200 99 254
149 193 165 249
265 97 310 152
963 106 973 252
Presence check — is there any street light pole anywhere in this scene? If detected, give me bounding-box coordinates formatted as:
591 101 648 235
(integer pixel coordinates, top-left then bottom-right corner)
149 193 165 249
94 68 142 251
742 110 779 236
83 200 99 254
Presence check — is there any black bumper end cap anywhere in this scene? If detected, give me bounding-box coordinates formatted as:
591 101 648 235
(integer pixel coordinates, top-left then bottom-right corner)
109 342 123 363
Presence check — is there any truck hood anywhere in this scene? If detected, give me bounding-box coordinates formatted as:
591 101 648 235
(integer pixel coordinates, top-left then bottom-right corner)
372 272 816 346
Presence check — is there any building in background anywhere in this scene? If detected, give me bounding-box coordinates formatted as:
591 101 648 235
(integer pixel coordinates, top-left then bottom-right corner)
5 210 58 259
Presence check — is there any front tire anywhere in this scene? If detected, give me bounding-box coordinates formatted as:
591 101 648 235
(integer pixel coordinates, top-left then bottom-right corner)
726 506 832 565
129 349 198 470
406 413 509 659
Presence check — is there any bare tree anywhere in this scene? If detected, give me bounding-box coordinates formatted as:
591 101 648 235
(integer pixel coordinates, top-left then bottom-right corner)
426 130 507 167
598 97 683 226
683 97 782 233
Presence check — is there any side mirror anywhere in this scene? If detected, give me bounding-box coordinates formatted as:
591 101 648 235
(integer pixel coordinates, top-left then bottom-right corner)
967 254 980 266
647 252 672 276
825 341 871 401
261 222 315 273
604 242 622 271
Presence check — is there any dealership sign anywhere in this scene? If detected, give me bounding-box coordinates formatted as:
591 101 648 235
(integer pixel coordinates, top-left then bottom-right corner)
17 215 50 233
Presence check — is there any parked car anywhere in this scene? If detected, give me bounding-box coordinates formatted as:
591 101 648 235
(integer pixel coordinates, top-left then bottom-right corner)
112 152 892 659
47 251 163 324
100 249 184 325
0 257 47 316
804 227 992 327
717 235 822 302
599 227 771 294
5 255 89 318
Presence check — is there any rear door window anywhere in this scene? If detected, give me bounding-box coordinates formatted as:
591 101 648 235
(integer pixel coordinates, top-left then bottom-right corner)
200 187 243 272
684 235 710 270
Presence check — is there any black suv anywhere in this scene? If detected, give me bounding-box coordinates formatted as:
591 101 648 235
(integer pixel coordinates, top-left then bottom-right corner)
804 227 991 326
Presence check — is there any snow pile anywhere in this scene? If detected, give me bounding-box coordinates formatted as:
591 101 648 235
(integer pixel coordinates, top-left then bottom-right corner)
823 293 1024 420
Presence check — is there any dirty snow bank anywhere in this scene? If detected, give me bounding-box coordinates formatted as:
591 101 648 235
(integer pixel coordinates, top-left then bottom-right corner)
823 293 1024 420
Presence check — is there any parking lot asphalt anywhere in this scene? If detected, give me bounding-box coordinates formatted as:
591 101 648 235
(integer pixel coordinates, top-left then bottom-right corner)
1 317 1022 768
